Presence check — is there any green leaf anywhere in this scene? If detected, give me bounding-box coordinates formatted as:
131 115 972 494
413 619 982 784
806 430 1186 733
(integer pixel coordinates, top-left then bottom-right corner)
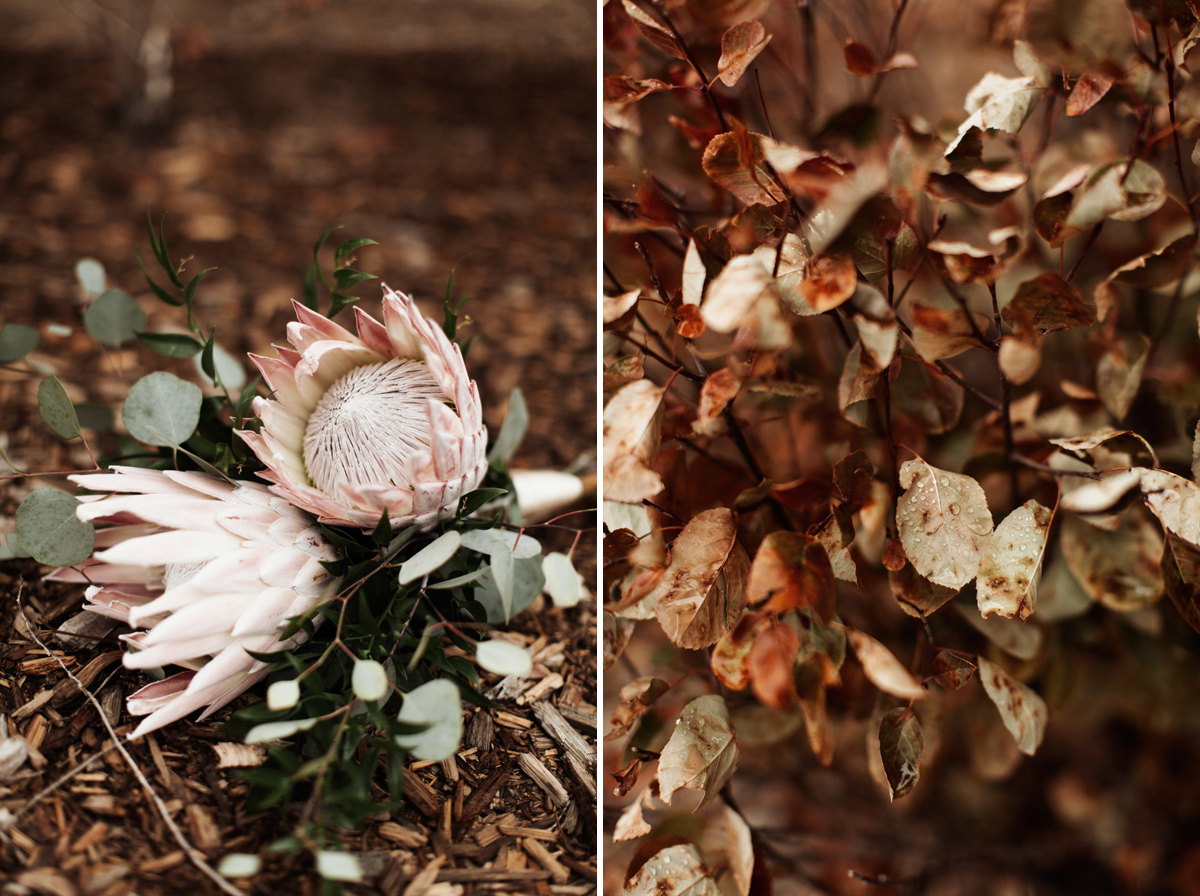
122 371 203 447
303 226 341 311
84 289 147 347
0 324 39 362
74 258 107 297
37 377 81 439
200 332 217 383
486 388 528 469
334 237 378 266
136 331 204 358
457 487 509 518
393 679 463 761
234 376 261 428
328 292 361 319
184 267 217 304
443 265 461 338
332 268 376 292
16 488 96 567
398 531 462 585
878 707 923 800
472 554 545 623
136 246 184 307
148 211 184 289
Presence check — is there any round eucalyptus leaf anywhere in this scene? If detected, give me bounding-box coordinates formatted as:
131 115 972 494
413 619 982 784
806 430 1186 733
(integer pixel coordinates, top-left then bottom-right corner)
84 289 146 347
351 659 390 701
245 716 318 744
217 854 261 879
315 852 363 883
37 377 81 439
196 340 247 390
472 555 545 623
122 371 202 447
476 640 532 676
542 551 580 607
15 488 95 567
137 331 204 358
0 324 39 363
75 258 107 296
394 679 463 761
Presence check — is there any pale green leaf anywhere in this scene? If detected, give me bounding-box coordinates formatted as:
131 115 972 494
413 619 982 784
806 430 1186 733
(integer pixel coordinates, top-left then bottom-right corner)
84 289 146 347
475 640 532 676
122 371 202 447
37 377 81 440
16 488 95 567
398 531 461 585
394 679 463 761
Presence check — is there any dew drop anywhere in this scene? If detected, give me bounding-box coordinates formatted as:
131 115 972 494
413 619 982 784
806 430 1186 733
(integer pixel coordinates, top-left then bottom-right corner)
1018 544 1026 551
939 477 949 487
949 503 960 515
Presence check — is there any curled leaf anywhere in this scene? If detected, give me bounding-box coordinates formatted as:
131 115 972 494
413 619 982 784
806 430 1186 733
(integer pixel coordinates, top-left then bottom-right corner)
976 499 1053 621
846 627 926 701
878 708 923 800
976 656 1048 756
656 695 738 810
716 21 772 87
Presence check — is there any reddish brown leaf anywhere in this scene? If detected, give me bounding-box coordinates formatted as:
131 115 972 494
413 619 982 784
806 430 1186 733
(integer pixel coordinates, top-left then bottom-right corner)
843 40 877 76
878 707 924 800
693 368 743 435
716 21 772 88
890 560 959 617
833 449 875 506
1163 532 1200 636
1002 272 1095 338
711 613 767 690
1065 71 1114 116
905 302 991 360
675 303 706 339
607 677 671 740
620 0 687 60
795 252 858 313
611 758 644 797
702 131 787 206
932 649 977 689
604 75 673 104
882 538 907 572
846 627 927 701
651 508 750 649
745 530 837 622
748 620 800 709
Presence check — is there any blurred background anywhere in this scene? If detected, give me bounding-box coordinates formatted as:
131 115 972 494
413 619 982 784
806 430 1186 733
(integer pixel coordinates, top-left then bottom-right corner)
0 0 595 477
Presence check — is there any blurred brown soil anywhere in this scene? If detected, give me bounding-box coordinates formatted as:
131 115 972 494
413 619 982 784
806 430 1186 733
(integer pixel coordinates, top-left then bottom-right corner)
0 14 597 896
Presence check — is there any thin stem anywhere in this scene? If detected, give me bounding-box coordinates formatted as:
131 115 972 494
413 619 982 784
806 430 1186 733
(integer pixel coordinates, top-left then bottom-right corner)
1065 222 1103 283
989 282 1019 508
648 1 729 131
1010 454 1101 480
1159 22 1198 233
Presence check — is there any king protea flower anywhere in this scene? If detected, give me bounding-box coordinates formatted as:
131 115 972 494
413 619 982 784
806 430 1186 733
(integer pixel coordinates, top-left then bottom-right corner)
238 286 488 530
50 466 341 739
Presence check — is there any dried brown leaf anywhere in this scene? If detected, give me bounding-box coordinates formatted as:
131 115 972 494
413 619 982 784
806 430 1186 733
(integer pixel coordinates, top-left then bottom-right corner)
693 368 743 436
896 457 993 589
1096 332 1150 421
620 0 687 60
846 627 926 701
652 508 749 649
1060 511 1163 612
745 530 836 621
932 649 977 689
976 499 1053 621
613 797 652 842
656 695 738 810
716 21 772 87
604 75 673 104
1001 272 1095 338
603 379 665 504
878 707 923 800
977 656 1048 756
724 806 755 896
1065 71 1114 116
711 613 767 690
607 677 670 740
905 302 991 361
748 620 800 709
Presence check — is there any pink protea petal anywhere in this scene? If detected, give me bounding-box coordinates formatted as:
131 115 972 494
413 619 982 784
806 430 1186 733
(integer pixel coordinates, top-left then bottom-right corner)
229 586 306 638
124 632 235 669
140 593 249 643
97 529 243 566
428 400 465 480
294 340 385 389
187 643 257 693
127 672 196 715
76 495 229 532
353 305 393 357
196 667 268 720
380 286 426 358
70 466 197 496
248 353 307 408
291 299 361 344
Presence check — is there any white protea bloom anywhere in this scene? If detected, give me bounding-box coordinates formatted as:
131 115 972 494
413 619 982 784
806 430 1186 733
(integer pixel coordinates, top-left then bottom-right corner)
237 285 488 530
49 466 341 739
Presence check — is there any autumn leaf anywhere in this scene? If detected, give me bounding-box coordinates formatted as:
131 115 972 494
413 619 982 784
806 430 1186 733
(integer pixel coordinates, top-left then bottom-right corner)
702 131 788 206
1108 234 1197 290
624 843 720 896
896 457 994 589
904 302 992 361
846 627 926 701
1061 510 1163 612
1096 332 1150 421
976 499 1053 621
932 649 977 689
656 695 738 810
816 510 859 585
604 75 673 104
652 508 749 649
711 613 767 690
603 379 665 504
889 560 958 617
716 21 772 87
613 796 653 842
833 449 874 506
1135 467 1200 547
878 708 924 800
620 0 687 60
976 656 1048 756
946 71 1044 154
724 806 755 896
745 530 836 621
998 335 1041 385
1162 532 1200 636
1001 272 1095 338
607 677 671 740
1065 71 1114 116
748 619 800 709
794 655 834 765
693 368 743 436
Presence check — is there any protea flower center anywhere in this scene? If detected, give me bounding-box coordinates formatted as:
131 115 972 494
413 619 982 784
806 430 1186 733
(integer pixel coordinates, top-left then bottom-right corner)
302 358 446 495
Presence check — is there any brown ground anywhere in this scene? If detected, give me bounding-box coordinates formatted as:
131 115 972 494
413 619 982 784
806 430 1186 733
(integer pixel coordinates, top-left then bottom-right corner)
0 3 597 893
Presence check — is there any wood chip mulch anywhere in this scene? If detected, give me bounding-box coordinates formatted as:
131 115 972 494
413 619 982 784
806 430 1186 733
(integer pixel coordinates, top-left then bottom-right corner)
0 562 598 896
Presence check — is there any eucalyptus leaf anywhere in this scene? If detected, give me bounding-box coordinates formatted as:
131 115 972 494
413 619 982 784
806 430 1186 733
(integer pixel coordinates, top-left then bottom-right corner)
472 555 544 622
15 488 95 567
37 377 81 439
393 679 463 761
398 531 461 585
542 552 580 607
475 640 533 676
84 289 146 347
137 331 204 358
74 258 107 296
486 388 528 469
122 371 203 447
0 324 39 363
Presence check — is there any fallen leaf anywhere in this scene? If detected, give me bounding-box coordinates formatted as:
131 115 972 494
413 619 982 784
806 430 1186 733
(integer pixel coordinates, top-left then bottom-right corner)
846 627 926 701
656 695 738 810
896 457 994 589
976 499 1053 620
976 656 1048 756
745 530 836 621
878 707 923 800
652 508 749 649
